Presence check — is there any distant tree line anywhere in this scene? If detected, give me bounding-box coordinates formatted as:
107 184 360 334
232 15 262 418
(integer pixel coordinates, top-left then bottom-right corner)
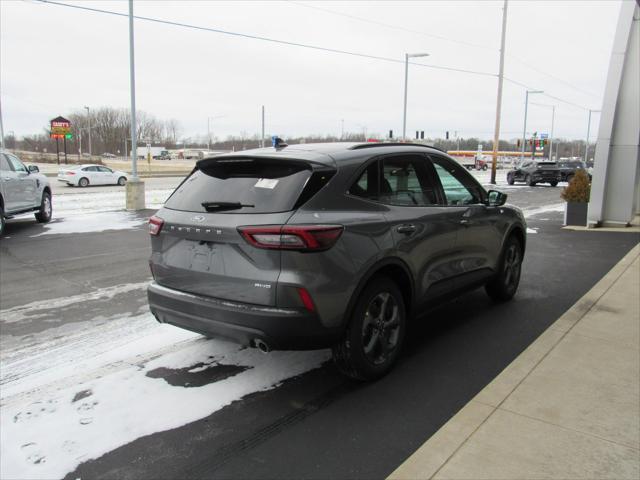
7 107 182 156
5 109 590 160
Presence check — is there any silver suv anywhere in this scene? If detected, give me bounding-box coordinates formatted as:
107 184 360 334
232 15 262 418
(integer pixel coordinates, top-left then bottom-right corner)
147 143 526 380
0 151 52 236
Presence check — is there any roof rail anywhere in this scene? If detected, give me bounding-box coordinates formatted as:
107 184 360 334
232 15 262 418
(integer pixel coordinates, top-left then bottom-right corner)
348 142 447 153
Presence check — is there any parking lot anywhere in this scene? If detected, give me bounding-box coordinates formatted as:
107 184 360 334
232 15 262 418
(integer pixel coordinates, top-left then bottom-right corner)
1 171 637 479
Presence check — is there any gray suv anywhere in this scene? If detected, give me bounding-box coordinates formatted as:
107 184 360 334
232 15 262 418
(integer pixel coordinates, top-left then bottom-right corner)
0 151 52 236
148 143 526 380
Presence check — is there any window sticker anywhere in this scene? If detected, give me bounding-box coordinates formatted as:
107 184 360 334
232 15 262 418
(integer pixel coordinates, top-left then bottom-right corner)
254 178 279 189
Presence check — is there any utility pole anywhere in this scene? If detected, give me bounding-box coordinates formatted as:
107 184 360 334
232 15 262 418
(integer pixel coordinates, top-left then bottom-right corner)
490 0 508 184
84 106 92 159
261 105 265 148
126 0 144 209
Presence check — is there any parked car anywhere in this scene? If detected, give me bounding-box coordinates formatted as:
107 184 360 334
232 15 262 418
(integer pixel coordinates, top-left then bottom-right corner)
101 152 117 158
58 164 128 187
0 150 52 235
556 160 591 183
460 157 488 171
506 161 561 186
147 142 527 380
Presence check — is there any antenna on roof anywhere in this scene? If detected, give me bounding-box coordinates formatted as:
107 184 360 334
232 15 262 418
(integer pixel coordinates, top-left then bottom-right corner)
271 136 288 149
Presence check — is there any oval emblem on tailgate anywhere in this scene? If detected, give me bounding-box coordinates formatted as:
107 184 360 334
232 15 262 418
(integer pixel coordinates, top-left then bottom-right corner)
192 215 205 223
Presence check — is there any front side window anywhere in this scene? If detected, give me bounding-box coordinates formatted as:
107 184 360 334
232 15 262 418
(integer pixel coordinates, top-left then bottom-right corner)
431 156 484 206
7 154 27 173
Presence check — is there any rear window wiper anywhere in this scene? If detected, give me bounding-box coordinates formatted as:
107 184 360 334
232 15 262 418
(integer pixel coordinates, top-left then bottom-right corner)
201 201 255 212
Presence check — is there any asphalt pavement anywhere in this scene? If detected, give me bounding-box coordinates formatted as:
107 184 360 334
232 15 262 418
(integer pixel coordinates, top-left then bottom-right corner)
1 182 638 480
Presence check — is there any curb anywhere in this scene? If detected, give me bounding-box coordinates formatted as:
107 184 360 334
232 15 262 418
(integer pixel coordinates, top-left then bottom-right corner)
388 242 640 480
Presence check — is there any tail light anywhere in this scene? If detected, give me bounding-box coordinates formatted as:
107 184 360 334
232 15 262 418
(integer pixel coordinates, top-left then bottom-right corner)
237 225 343 251
149 215 164 236
67 171 76 175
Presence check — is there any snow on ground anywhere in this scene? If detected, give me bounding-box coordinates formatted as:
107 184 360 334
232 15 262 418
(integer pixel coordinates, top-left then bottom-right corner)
0 285 329 479
53 188 173 216
34 211 147 236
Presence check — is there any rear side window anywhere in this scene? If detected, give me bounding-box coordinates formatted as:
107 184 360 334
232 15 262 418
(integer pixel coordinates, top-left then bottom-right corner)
165 158 316 214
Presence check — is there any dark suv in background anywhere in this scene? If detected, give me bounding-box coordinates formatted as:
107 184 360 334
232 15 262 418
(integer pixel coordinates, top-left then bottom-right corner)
507 161 561 186
557 160 590 183
147 143 527 380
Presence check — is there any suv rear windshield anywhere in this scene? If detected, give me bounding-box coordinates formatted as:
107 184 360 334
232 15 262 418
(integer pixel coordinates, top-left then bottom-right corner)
164 158 315 214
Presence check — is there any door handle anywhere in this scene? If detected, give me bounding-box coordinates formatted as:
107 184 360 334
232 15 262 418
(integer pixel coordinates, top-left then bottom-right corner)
396 224 416 234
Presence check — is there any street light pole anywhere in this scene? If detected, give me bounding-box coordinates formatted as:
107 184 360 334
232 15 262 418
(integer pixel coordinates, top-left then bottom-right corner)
584 109 601 163
520 90 544 163
84 106 92 159
490 0 508 185
402 52 429 141
207 117 211 152
128 0 138 180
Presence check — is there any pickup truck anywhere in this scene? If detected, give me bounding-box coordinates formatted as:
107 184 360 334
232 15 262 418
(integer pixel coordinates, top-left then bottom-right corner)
0 151 52 236
460 157 488 171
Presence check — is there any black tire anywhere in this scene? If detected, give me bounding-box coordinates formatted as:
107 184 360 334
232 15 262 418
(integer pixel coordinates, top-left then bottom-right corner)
549 181 558 187
35 191 52 223
486 235 523 302
0 203 5 238
525 174 535 186
482 164 488 171
117 176 127 186
78 177 89 188
507 173 515 185
332 276 406 381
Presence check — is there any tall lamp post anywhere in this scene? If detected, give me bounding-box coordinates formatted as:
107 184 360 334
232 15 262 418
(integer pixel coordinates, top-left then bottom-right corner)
402 52 430 140
84 106 92 159
584 109 601 163
126 0 144 209
520 90 544 163
531 102 556 160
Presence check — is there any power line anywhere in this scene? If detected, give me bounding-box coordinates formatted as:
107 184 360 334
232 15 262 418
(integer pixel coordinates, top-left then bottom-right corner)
33 0 497 78
33 0 593 111
289 0 603 101
287 0 497 52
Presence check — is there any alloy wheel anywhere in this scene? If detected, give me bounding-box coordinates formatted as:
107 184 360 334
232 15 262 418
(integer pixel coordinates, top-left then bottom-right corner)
361 292 401 365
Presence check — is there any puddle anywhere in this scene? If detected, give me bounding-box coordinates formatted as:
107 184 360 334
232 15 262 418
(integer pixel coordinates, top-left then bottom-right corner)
146 362 250 387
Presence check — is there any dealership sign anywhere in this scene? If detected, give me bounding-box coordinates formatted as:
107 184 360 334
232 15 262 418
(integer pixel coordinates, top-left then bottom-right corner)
50 116 72 139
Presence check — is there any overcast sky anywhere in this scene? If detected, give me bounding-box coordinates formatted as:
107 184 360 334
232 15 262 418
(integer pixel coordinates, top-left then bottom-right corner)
1 0 625 142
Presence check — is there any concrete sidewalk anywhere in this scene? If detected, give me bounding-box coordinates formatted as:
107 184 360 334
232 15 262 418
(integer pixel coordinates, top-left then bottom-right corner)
390 243 640 480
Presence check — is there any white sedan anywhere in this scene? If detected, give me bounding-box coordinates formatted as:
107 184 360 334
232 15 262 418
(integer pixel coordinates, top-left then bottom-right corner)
58 165 128 187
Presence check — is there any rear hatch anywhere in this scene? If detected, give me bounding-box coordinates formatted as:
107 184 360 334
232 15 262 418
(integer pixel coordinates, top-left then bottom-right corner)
150 155 334 306
535 162 559 176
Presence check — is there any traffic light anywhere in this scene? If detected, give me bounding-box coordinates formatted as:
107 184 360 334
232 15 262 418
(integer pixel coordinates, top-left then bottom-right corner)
517 139 521 148
65 133 73 140
420 131 424 139
446 131 449 140
389 130 393 139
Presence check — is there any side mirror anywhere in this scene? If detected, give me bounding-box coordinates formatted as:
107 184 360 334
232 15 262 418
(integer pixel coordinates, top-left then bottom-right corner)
28 165 40 173
487 190 507 206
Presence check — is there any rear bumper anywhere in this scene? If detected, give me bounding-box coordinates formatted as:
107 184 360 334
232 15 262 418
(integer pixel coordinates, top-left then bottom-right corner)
147 282 340 350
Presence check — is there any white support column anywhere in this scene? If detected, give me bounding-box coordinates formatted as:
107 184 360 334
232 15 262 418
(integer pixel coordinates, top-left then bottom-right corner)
588 2 640 227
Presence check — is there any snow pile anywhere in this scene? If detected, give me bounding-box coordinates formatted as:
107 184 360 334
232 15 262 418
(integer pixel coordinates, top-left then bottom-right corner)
33 211 147 236
54 188 173 216
0 297 329 479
